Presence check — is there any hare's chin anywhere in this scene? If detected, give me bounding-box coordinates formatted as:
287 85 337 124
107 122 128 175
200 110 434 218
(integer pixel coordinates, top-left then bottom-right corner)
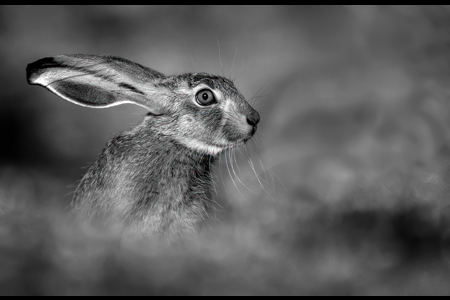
178 137 245 155
222 140 245 150
177 138 224 155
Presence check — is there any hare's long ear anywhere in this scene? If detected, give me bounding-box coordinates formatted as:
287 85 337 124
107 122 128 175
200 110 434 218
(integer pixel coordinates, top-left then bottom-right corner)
26 54 167 114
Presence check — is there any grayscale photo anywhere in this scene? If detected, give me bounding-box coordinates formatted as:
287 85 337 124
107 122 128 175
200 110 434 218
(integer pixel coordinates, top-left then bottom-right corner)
0 5 450 296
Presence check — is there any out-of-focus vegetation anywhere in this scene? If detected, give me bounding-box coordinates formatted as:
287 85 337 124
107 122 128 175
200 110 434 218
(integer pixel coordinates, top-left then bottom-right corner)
1 5 450 295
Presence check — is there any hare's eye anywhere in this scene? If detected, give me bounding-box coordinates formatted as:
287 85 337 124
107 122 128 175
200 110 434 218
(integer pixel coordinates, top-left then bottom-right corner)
195 89 216 106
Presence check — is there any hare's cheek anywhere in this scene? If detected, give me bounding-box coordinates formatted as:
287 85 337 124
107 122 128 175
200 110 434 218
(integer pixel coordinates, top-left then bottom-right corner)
180 114 195 124
178 114 213 139
179 114 199 135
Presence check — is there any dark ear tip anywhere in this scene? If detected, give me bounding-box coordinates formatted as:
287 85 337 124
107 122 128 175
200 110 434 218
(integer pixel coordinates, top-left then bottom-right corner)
26 64 37 84
26 57 59 85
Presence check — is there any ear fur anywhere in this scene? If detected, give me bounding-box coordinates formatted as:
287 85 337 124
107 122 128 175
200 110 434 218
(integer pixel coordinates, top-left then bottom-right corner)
26 54 167 114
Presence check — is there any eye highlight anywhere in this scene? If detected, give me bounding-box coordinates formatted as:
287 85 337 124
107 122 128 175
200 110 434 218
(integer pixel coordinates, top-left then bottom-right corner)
195 89 216 106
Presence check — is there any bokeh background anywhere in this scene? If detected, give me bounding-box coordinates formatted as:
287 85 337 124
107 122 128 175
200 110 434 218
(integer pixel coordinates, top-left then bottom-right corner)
1 5 450 295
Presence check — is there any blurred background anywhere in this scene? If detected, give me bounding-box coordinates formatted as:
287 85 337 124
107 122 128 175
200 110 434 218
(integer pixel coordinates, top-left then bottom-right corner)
1 5 450 295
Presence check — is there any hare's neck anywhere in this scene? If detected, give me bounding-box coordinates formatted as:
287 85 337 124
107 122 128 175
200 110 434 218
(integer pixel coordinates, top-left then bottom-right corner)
73 120 215 234
131 120 214 172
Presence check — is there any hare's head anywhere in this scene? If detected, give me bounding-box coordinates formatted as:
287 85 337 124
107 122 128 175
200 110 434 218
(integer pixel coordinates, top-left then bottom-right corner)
27 54 260 155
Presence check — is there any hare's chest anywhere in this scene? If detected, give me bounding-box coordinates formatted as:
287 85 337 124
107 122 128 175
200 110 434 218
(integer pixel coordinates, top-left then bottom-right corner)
136 165 213 236
143 196 208 237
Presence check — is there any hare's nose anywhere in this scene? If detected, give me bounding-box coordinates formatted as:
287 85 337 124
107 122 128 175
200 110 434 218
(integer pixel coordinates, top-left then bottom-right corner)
246 110 260 127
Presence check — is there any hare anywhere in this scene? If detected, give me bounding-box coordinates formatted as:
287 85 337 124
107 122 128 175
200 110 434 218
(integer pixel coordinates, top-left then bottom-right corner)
26 54 260 238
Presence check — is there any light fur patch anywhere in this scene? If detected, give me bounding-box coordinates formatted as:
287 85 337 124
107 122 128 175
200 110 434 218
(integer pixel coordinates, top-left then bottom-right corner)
33 69 86 87
176 136 224 155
